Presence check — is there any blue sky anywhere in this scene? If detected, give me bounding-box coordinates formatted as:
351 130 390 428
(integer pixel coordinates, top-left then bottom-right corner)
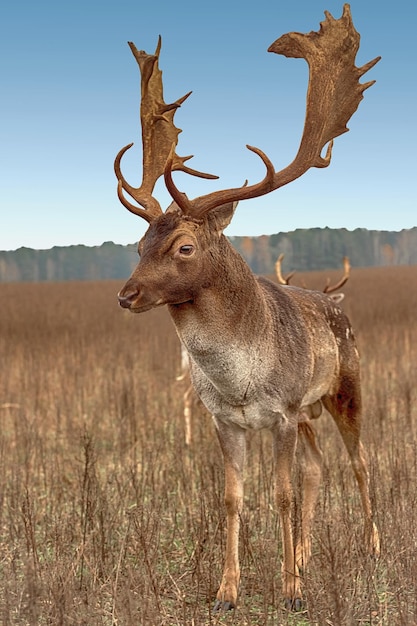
0 0 415 251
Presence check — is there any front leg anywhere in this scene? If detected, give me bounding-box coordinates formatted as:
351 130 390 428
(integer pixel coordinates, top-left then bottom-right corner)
213 420 246 612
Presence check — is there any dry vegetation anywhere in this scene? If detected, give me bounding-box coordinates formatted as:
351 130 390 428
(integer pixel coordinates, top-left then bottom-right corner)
0 265 416 625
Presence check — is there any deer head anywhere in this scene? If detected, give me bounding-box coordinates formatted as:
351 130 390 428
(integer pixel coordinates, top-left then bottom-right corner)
116 4 379 313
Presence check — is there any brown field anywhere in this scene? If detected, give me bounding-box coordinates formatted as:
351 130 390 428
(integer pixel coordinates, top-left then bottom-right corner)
0 265 416 625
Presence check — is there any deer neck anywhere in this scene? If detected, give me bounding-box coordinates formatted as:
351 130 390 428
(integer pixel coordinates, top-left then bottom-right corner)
168 236 270 354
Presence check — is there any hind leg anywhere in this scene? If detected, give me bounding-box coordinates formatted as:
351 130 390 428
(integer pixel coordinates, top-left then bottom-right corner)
295 421 323 570
272 419 304 610
323 385 380 557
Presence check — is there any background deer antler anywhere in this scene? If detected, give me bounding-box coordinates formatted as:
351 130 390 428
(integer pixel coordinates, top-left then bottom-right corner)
323 256 351 293
275 253 295 285
165 4 381 217
114 37 218 223
275 254 350 295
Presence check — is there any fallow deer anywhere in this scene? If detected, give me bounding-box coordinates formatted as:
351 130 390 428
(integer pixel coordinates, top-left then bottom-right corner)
115 4 380 611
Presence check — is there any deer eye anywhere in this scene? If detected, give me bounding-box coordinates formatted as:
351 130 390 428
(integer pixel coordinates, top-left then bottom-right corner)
179 244 194 256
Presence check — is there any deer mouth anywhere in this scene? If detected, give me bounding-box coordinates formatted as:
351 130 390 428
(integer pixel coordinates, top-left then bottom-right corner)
171 299 194 308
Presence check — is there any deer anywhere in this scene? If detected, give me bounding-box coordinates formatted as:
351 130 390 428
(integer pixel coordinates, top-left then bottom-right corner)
275 253 351 304
115 4 380 611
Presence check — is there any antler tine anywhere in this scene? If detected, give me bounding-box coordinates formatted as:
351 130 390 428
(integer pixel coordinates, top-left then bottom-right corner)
165 144 276 216
115 37 218 222
115 143 161 222
275 253 296 285
323 256 351 293
165 3 380 218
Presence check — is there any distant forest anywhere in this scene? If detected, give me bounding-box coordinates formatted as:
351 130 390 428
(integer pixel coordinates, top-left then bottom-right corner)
1 227 416 283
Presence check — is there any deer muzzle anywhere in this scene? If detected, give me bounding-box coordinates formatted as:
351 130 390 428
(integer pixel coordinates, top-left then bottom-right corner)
117 288 139 309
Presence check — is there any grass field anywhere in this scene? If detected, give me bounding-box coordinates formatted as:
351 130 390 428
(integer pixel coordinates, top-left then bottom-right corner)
0 264 416 625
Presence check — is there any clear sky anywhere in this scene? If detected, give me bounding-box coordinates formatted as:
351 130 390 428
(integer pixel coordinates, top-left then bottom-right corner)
1 0 415 251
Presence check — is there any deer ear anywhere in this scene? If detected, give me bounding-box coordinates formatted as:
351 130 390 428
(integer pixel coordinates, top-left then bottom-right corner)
210 201 239 234
166 200 182 215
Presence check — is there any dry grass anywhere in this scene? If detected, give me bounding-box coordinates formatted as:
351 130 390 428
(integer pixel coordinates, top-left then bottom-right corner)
0 265 416 625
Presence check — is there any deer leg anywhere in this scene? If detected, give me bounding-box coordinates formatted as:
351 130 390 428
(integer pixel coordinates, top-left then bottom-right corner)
323 392 380 557
272 419 303 611
213 421 246 612
183 384 193 446
295 420 323 570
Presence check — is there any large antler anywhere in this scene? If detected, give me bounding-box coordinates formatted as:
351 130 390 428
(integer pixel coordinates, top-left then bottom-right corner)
114 37 218 223
165 4 380 217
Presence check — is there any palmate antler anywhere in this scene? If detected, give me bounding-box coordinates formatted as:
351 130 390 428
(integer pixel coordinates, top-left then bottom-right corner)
163 3 380 217
114 37 218 223
116 4 380 223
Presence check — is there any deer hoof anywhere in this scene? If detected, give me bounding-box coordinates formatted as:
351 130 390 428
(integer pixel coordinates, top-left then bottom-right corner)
284 597 306 612
213 599 235 613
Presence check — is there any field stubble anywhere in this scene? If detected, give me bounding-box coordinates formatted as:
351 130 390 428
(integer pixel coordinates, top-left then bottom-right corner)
0 265 416 625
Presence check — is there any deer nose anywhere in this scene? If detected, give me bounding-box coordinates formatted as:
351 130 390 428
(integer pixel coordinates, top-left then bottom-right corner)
117 288 138 309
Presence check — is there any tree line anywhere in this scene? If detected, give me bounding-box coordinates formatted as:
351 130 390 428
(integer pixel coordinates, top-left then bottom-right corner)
1 227 416 283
